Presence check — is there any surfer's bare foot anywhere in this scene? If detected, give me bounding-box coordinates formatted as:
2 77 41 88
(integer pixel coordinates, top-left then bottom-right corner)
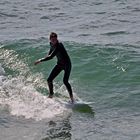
48 95 53 98
70 97 74 103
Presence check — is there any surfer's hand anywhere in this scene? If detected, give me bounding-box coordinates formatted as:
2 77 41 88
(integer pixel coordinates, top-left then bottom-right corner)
34 60 41 65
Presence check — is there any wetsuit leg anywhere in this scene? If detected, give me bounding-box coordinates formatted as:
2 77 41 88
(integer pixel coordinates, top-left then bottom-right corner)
47 65 62 96
63 64 73 99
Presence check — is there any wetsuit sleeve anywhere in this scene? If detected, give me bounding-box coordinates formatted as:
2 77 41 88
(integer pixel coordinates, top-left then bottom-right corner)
40 47 57 62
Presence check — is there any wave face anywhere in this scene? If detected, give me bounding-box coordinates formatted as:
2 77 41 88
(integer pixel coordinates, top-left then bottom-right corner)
0 41 73 121
1 39 140 118
0 37 140 140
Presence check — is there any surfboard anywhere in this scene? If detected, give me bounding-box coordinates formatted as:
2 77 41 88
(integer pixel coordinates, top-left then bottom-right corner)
58 99 94 114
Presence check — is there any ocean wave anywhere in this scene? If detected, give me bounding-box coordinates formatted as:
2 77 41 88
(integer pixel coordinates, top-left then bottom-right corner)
0 74 71 121
0 45 72 121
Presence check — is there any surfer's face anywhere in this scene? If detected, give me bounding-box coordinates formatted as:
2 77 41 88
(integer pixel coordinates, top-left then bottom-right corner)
50 36 57 45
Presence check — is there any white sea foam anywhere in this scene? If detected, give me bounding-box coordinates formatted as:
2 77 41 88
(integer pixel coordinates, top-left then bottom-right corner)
0 75 71 121
0 48 71 121
0 64 5 75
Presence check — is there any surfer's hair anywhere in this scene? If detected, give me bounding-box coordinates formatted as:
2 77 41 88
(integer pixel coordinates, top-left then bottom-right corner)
50 32 57 39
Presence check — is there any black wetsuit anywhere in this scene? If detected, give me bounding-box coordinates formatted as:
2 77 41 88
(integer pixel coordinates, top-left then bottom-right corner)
40 42 72 97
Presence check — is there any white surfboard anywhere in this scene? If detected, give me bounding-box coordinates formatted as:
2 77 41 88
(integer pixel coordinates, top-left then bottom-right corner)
58 99 94 114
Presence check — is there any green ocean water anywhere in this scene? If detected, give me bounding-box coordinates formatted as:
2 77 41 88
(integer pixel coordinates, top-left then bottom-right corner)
1 39 140 111
0 39 140 140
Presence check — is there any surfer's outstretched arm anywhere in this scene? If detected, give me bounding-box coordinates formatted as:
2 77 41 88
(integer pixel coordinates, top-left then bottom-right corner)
34 57 49 65
34 46 57 65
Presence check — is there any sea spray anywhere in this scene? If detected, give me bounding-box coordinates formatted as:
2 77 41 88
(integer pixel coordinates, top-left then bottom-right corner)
0 47 72 121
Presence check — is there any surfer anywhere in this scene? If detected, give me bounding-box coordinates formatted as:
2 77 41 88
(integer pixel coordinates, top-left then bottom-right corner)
34 32 74 103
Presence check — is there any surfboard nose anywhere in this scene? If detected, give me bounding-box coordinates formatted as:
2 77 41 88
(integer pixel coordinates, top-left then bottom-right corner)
72 103 95 115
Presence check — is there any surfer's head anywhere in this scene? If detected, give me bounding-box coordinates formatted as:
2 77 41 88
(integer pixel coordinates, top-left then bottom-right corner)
49 32 58 45
50 32 57 39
